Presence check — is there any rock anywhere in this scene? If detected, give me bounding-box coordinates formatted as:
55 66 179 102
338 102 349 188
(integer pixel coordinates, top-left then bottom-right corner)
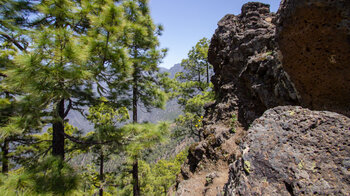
176 1 350 195
205 172 218 186
208 2 299 127
225 106 350 195
177 2 297 195
276 0 350 117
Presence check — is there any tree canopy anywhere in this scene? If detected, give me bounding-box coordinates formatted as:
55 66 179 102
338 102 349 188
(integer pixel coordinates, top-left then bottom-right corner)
0 1 205 195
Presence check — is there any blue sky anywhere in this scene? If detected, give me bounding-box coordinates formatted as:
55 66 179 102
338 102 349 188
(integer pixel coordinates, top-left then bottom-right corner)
149 0 281 69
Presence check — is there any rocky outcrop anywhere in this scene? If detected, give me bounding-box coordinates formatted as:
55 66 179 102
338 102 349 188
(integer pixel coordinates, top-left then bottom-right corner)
208 2 299 127
225 106 350 195
276 0 350 116
176 3 293 195
176 1 350 195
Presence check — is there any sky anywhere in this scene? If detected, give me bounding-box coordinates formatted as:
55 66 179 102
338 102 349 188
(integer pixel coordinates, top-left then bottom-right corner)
149 0 281 69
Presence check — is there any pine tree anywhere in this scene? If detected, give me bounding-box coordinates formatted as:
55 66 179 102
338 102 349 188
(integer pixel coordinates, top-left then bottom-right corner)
122 0 168 195
2 0 94 160
122 122 169 195
0 0 37 173
85 99 129 196
85 0 131 103
176 37 212 105
122 0 167 122
0 155 81 195
151 149 188 195
0 0 32 53
178 38 211 87
1 1 173 194
174 38 214 141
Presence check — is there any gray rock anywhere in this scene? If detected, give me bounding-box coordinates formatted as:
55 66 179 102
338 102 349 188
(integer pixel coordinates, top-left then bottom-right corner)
225 106 350 195
208 2 299 128
176 1 350 195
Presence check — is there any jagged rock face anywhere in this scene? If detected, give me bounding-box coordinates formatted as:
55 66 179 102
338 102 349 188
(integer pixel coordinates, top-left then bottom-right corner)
208 2 299 127
225 106 350 195
176 3 299 195
276 0 350 117
177 1 350 195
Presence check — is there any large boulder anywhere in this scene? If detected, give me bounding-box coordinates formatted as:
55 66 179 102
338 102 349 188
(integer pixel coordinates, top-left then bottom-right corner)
225 106 350 195
208 2 299 127
276 0 350 116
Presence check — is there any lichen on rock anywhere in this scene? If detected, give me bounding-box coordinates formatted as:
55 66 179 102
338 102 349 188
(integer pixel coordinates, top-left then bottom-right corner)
225 106 350 195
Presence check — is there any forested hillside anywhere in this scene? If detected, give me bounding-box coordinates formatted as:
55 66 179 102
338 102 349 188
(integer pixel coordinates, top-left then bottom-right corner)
0 0 214 195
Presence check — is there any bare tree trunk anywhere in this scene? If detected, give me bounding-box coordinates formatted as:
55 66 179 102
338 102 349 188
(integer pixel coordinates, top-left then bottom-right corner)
52 99 65 159
133 80 138 123
2 92 10 173
132 158 140 196
132 60 140 196
53 16 65 159
206 63 209 84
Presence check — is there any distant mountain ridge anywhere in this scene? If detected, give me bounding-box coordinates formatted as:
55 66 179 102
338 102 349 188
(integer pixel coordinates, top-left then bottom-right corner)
159 63 183 78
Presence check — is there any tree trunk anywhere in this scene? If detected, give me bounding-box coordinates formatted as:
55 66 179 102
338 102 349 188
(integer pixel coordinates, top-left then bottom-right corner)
163 185 167 195
132 158 140 196
99 150 104 196
133 67 138 123
2 138 9 174
52 99 65 159
132 60 140 196
206 63 209 84
133 84 138 123
2 92 10 174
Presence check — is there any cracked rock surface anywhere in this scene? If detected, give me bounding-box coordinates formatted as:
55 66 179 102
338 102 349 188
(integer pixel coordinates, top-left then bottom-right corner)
225 106 350 195
208 2 299 128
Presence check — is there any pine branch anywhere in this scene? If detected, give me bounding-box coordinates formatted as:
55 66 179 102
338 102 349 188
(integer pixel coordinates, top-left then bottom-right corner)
0 33 26 51
63 98 72 118
63 132 119 146
71 105 86 117
11 138 50 145
26 146 52 165
0 73 7 77
27 16 50 27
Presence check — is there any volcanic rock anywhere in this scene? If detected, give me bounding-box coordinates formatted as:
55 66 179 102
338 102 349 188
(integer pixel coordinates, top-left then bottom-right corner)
276 0 350 116
225 106 350 195
208 2 299 127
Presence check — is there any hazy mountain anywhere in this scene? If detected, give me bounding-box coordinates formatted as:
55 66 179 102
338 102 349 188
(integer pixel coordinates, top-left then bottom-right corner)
160 63 183 78
132 63 184 123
